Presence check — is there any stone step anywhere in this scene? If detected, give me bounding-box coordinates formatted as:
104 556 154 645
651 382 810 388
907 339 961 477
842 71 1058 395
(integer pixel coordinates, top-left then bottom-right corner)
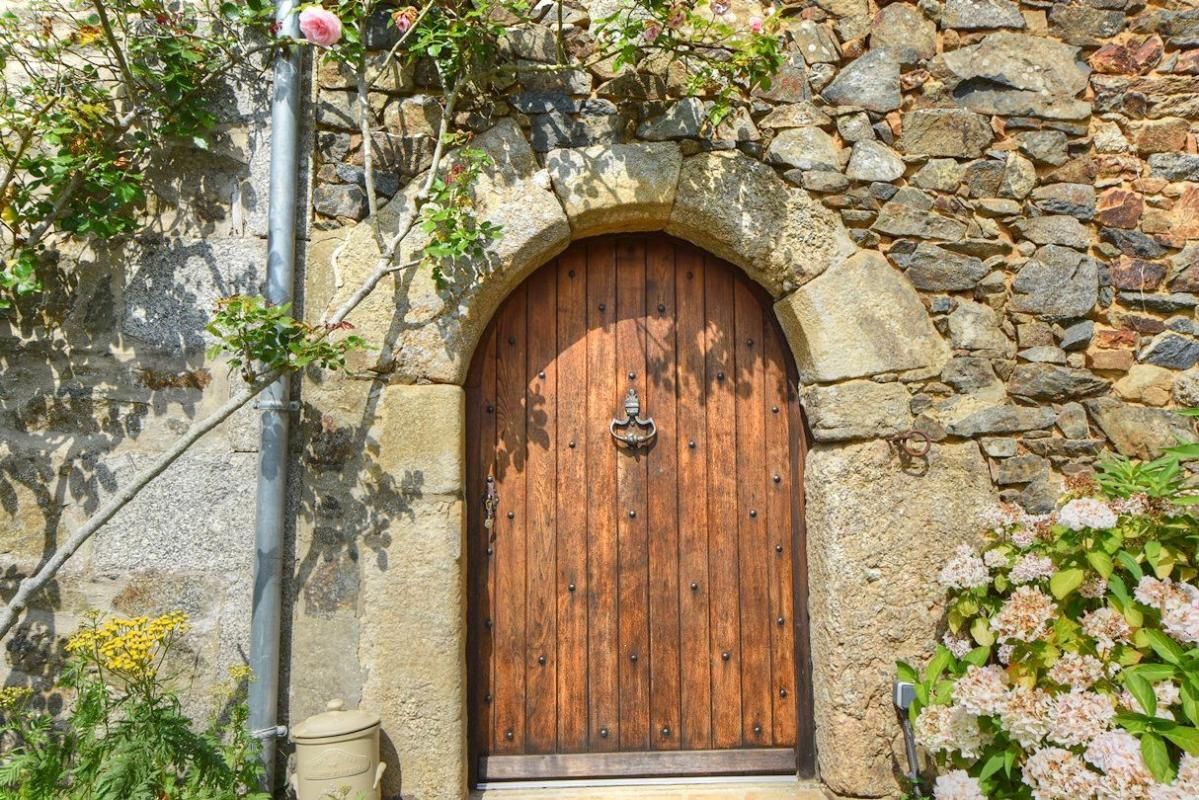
472 779 829 800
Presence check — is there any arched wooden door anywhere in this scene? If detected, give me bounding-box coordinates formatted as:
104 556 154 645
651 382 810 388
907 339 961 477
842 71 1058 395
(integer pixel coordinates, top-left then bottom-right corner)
466 234 813 784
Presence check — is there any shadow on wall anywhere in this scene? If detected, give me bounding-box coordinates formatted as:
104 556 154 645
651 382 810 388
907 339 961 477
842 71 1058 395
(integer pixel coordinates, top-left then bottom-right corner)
0 64 270 708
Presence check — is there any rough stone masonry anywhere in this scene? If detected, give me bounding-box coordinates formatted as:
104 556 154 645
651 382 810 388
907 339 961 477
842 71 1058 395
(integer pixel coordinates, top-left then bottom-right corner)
6 0 1199 798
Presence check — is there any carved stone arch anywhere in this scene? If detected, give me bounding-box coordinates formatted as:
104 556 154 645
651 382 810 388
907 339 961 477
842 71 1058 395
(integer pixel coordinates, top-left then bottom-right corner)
301 118 996 800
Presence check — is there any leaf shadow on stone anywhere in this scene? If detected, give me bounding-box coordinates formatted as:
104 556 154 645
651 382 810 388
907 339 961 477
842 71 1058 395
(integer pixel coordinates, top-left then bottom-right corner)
0 232 262 700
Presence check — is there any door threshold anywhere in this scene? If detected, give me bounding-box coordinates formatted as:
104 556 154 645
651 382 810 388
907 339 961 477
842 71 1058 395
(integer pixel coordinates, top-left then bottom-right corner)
472 776 826 799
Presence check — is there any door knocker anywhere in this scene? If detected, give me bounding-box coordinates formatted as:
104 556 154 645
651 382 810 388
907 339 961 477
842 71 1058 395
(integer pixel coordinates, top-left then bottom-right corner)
610 388 657 449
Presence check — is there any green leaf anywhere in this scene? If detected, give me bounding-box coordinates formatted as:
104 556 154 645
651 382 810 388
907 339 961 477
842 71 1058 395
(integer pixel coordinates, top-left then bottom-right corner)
1086 551 1114 579
963 646 991 668
924 647 953 684
1141 732 1175 783
1125 671 1157 717
1146 629 1186 667
1050 567 1086 600
978 750 1006 781
896 662 918 684
971 616 995 647
1182 679 1199 727
1117 551 1145 581
1163 723 1199 756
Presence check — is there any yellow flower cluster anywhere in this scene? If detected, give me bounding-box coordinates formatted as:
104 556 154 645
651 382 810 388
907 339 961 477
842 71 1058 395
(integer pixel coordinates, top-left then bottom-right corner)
65 611 190 677
0 686 32 710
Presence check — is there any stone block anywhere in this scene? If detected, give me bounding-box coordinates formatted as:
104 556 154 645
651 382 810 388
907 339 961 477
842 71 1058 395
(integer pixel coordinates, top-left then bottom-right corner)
805 440 995 797
775 251 950 383
545 142 682 238
800 380 913 441
1086 397 1199 459
666 151 856 295
370 384 465 497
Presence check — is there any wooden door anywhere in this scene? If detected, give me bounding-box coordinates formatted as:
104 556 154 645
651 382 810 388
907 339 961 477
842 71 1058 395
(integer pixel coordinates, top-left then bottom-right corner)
466 235 813 784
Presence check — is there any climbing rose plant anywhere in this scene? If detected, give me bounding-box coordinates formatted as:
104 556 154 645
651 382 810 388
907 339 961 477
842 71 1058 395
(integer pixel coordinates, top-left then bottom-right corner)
899 443 1199 800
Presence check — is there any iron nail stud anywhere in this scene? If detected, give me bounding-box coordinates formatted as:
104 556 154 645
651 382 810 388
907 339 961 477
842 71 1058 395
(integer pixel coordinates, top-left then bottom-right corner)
505 729 514 740
721 650 731 661
538 370 545 379
628 510 636 518
538 655 546 666
599 728 609 738
690 582 699 591
688 439 696 449
749 509 757 518
508 336 516 345
775 544 784 553
773 473 781 483
780 688 788 698
630 652 638 663
754 725 763 735
568 583 576 592
628 371 636 380
658 303 666 313
661 727 671 737
598 303 606 312
777 616 785 625
507 511 515 519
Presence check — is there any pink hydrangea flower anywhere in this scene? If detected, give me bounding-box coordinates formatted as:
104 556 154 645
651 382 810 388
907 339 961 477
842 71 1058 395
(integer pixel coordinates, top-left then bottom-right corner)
748 16 763 33
299 6 342 47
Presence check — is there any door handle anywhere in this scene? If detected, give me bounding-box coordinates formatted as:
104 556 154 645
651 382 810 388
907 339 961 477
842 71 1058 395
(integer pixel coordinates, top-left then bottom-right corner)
610 388 657 449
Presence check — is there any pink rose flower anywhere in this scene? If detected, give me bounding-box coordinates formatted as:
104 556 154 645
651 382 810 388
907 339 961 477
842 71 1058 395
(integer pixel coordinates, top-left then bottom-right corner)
642 21 662 44
749 16 763 33
299 6 342 47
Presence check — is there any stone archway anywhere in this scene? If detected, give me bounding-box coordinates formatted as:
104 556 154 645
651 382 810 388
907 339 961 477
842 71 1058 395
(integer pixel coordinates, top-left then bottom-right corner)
295 118 998 800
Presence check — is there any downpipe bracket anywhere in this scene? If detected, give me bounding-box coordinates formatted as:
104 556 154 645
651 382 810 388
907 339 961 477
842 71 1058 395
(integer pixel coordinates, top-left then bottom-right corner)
252 725 289 740
254 399 300 412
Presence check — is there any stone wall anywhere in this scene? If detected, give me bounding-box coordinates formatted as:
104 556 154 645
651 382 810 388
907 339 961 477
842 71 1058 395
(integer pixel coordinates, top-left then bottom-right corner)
297 0 1199 798
5 0 1199 798
0 42 279 719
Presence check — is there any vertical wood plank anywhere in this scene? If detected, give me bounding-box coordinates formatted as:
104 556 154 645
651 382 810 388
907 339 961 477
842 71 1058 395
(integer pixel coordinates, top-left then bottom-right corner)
645 239 681 751
674 246 713 750
524 265 559 753
493 285 528 754
586 240 620 751
704 254 742 749
467 323 498 763
734 278 772 746
765 323 798 748
616 237 650 752
556 252 590 752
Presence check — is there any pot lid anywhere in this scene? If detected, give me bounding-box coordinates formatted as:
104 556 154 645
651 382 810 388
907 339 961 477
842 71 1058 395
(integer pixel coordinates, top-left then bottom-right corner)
292 699 380 740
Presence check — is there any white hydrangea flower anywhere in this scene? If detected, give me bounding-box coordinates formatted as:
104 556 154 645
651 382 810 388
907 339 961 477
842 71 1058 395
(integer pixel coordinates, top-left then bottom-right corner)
1010 553 1055 585
1047 652 1105 691
953 665 1008 717
942 632 974 659
1023 746 1100 800
1058 498 1118 531
1046 691 1116 748
939 544 991 591
1080 575 1108 600
915 704 985 759
999 685 1051 748
1081 607 1133 656
983 548 1010 569
1086 730 1156 799
992 586 1057 643
933 769 986 800
1135 577 1199 646
1011 528 1037 549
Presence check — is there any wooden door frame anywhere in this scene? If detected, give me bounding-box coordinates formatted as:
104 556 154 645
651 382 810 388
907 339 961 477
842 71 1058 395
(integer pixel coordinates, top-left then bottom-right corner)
464 234 816 786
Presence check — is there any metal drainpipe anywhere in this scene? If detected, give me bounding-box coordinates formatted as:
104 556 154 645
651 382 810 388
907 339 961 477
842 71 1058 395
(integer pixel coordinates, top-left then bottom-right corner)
249 0 302 792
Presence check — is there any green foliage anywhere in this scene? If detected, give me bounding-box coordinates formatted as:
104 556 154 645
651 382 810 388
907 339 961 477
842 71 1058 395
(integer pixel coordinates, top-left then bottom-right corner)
897 455 1199 798
0 612 269 800
593 0 785 125
0 0 275 308
205 295 366 381
418 147 502 289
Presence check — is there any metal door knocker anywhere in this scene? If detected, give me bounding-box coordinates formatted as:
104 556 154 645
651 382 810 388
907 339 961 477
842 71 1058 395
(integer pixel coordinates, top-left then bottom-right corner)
610 388 657 449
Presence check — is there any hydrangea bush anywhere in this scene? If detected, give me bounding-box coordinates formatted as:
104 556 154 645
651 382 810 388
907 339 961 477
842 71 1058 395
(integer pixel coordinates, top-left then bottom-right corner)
899 442 1199 800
